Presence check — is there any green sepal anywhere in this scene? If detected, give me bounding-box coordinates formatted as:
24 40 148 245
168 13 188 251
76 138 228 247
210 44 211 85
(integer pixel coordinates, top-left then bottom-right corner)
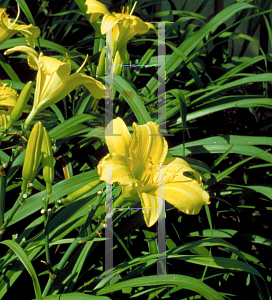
41 127 54 196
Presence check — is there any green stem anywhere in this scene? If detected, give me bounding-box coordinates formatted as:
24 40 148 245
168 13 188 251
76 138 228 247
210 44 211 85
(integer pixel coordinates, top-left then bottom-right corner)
42 196 52 275
42 197 104 297
0 194 24 241
112 194 127 208
42 237 79 297
24 109 37 129
0 173 7 227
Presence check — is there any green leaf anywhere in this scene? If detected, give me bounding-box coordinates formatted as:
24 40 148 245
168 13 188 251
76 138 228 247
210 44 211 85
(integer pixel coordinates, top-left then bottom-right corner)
0 53 21 81
4 170 100 226
191 74 272 105
142 2 255 96
1 240 42 300
189 229 272 247
49 114 103 140
113 75 151 124
36 293 110 299
96 275 224 300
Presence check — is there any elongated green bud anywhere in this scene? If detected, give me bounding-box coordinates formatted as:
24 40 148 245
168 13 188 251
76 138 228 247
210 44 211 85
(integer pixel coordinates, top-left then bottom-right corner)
41 127 54 196
97 46 106 77
6 81 33 130
60 180 101 205
21 122 43 193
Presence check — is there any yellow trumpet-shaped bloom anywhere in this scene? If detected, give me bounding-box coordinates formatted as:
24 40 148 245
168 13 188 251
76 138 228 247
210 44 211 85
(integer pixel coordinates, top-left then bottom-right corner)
0 81 18 114
4 46 105 126
0 7 40 47
85 0 156 74
97 118 210 227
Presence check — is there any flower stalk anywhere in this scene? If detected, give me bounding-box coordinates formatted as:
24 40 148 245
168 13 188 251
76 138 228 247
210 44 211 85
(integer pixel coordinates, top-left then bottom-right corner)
41 196 53 278
0 193 25 240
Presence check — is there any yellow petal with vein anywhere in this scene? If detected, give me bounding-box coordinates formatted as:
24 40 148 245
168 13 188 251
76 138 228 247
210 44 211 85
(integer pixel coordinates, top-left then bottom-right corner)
130 16 149 34
0 85 18 110
101 14 119 35
97 153 139 187
105 117 132 156
39 54 71 102
85 0 110 22
37 73 105 112
139 192 158 227
130 122 168 179
40 54 70 76
162 157 210 214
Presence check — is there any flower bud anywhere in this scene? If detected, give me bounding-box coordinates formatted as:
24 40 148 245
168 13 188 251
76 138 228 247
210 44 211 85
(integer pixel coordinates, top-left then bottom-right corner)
41 127 54 196
97 46 106 77
21 122 43 193
6 81 33 129
61 180 100 205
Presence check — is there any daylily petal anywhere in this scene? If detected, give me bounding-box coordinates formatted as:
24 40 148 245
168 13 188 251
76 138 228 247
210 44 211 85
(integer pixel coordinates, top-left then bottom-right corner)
0 9 39 47
85 0 110 22
4 45 39 61
130 122 168 180
139 191 158 227
101 14 119 35
105 117 132 157
122 185 139 200
130 15 150 34
114 18 135 49
146 22 158 35
97 152 139 187
39 54 70 75
163 157 202 183
36 72 105 113
38 54 71 103
162 157 210 214
12 24 40 48
0 85 18 112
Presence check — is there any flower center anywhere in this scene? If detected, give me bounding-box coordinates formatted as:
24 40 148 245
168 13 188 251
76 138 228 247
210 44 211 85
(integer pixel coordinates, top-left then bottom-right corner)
139 164 156 192
121 2 137 16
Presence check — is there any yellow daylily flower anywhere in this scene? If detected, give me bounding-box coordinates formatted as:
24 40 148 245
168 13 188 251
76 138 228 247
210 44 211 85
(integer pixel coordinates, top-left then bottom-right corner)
85 0 156 74
0 81 19 114
0 7 40 47
4 46 105 127
97 118 210 227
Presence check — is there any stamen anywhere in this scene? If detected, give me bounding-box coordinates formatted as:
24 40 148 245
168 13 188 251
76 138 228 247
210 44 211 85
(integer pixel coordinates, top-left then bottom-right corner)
122 6 125 14
76 54 88 73
130 1 137 15
9 4 20 28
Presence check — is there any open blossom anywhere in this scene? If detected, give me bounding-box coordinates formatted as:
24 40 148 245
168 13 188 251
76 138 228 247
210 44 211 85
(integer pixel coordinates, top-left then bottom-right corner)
85 0 156 74
0 8 40 47
4 46 105 126
97 118 210 227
